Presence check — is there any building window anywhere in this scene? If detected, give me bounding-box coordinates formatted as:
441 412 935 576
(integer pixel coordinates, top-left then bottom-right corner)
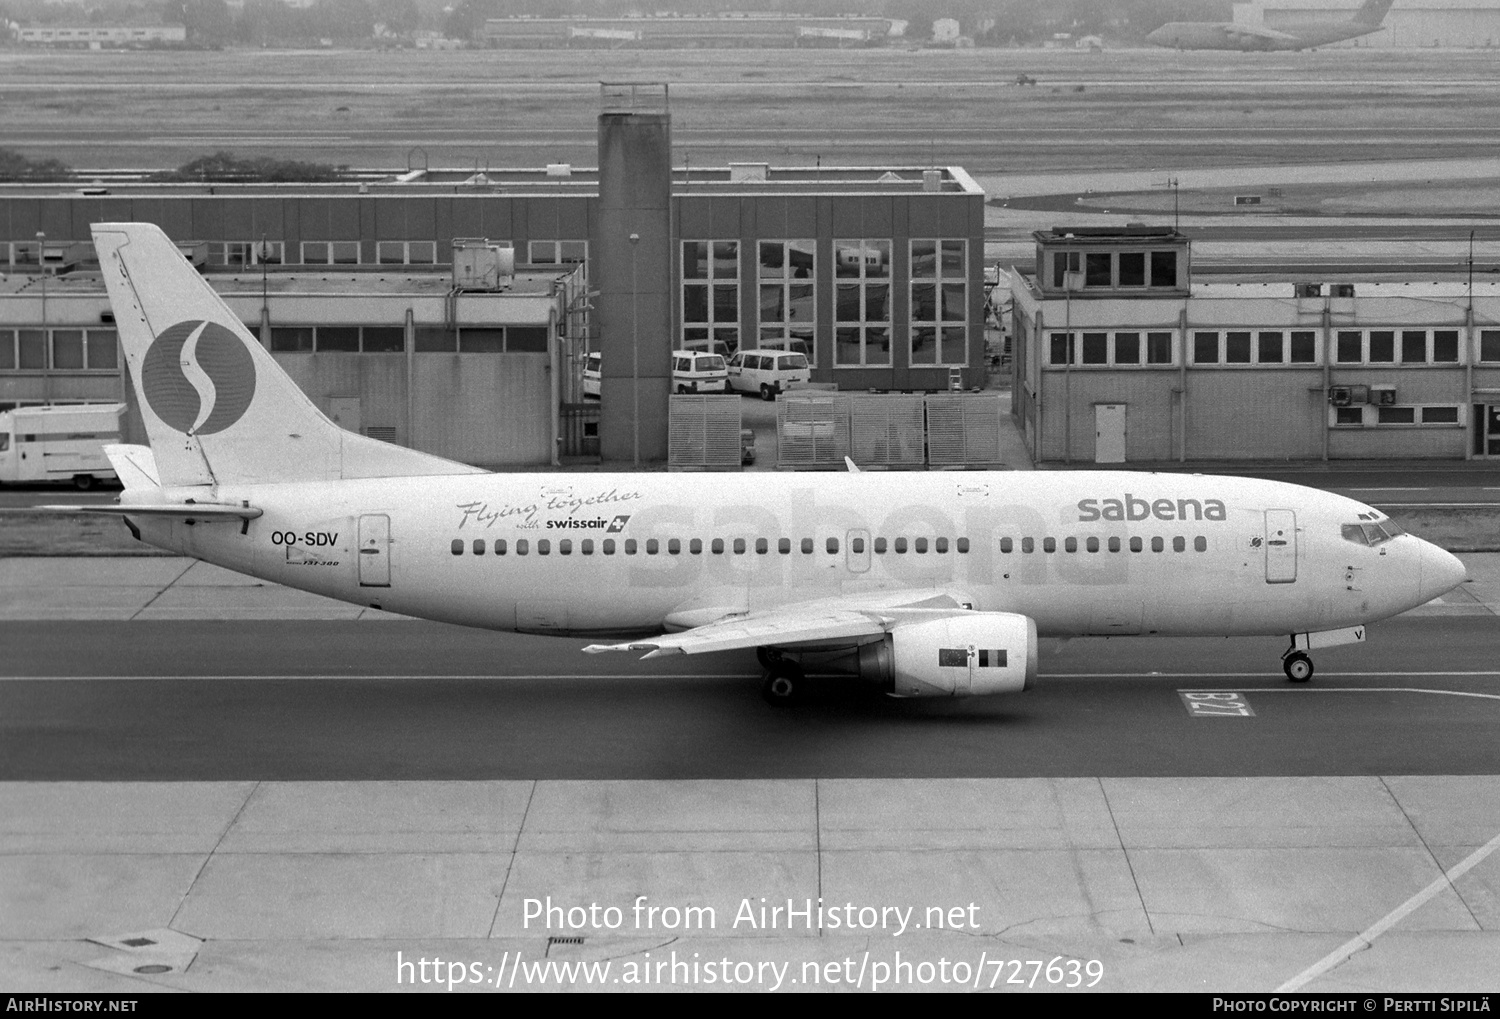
834 239 891 367
378 241 438 265
1052 250 1080 289
1193 329 1316 366
1289 331 1317 363
758 240 815 354
1335 329 1463 365
1118 251 1146 287
1225 331 1252 364
0 328 118 370
1481 331 1500 363
1332 404 1464 428
298 241 360 265
910 239 966 366
528 240 587 273
1147 332 1173 364
1084 252 1111 288
203 241 283 267
1150 251 1177 287
682 240 739 355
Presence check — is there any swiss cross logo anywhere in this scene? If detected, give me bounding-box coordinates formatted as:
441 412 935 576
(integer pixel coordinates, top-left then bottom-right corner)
605 515 632 533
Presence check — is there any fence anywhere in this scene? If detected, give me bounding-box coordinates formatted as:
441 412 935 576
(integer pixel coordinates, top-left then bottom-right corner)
777 392 1003 469
668 394 743 469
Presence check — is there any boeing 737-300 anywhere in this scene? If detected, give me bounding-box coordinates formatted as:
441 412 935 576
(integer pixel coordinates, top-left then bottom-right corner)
1147 0 1393 51
51 222 1468 704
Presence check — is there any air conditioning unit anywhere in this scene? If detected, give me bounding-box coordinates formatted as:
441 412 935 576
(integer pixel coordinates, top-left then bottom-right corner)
1062 270 1086 292
1370 384 1397 406
451 238 514 291
1329 385 1353 407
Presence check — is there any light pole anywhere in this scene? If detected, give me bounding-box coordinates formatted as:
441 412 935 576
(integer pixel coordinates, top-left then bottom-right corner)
36 232 47 360
629 231 640 468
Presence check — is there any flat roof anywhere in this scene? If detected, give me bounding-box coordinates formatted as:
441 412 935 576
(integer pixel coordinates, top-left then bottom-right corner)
0 269 569 299
0 165 983 199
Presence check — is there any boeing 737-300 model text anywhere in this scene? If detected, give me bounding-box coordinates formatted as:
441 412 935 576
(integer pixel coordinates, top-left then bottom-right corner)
52 223 1468 703
1147 0 1393 51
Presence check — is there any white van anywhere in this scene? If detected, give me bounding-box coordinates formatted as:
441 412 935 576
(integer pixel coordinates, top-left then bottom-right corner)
726 350 812 400
0 403 124 489
581 351 730 396
671 350 729 393
581 352 602 399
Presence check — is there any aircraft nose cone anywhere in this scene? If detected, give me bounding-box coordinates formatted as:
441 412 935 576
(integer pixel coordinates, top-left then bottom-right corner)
1417 540 1468 604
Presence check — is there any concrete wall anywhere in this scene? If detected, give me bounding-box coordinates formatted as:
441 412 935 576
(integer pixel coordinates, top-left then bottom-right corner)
595 108 673 463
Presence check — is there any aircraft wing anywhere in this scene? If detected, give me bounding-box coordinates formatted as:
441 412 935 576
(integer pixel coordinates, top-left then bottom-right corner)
583 589 972 658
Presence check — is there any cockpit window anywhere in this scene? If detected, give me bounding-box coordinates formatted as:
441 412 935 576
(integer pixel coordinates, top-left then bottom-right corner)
1341 521 1402 546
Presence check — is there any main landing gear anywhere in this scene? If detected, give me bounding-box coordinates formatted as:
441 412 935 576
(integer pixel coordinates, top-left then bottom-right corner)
758 647 804 705
1281 648 1314 683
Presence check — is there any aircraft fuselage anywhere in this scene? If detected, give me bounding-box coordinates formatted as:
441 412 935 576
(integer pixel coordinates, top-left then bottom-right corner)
129 470 1453 642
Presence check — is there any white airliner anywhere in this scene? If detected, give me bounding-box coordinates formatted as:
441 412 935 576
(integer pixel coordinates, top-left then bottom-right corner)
1147 0 1393 51
55 223 1468 703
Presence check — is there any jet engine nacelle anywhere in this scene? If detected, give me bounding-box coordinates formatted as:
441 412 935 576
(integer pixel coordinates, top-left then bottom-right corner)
856 613 1038 698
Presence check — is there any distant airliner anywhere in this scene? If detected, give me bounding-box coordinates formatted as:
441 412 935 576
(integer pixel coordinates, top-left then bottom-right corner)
57 223 1466 704
1147 0 1394 51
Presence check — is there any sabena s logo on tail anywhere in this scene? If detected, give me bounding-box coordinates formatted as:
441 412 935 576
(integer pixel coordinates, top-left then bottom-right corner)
141 320 257 434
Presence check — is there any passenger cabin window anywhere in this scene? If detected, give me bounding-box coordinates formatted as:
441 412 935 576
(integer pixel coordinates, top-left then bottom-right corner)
451 539 463 555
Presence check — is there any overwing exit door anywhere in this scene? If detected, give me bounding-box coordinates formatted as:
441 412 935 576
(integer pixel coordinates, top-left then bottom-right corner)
1264 509 1297 584
358 514 391 587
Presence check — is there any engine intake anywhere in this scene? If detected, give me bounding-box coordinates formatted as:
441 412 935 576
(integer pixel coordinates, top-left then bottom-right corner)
857 613 1038 698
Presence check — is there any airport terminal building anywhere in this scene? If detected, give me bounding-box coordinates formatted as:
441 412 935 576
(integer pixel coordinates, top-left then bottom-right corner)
0 99 987 466
1009 227 1500 463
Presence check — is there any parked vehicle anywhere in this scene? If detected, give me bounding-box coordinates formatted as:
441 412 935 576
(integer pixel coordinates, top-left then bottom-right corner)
581 352 601 399
0 403 124 488
581 350 731 396
725 349 812 400
670 350 729 393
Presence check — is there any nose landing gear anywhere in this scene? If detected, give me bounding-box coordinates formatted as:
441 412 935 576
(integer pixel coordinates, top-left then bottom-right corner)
1282 649 1314 683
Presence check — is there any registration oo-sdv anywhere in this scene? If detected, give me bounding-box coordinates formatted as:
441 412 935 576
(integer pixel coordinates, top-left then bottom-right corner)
58 223 1468 703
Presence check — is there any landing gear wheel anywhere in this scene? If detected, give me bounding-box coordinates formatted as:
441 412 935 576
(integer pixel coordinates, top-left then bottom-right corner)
759 655 804 706
762 670 799 705
1283 651 1314 683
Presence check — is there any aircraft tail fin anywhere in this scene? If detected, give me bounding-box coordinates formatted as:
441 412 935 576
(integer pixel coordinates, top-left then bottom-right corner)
1353 0 1394 25
90 223 485 490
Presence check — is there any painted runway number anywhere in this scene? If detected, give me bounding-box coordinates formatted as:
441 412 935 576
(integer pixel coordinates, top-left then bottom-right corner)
1179 691 1255 717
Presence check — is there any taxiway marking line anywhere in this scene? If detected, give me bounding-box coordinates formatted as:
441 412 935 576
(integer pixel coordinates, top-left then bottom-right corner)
1343 487 1430 492
1278 827 1500 992
1180 686 1500 702
4 671 1500 682
0 673 766 682
1054 671 1500 678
